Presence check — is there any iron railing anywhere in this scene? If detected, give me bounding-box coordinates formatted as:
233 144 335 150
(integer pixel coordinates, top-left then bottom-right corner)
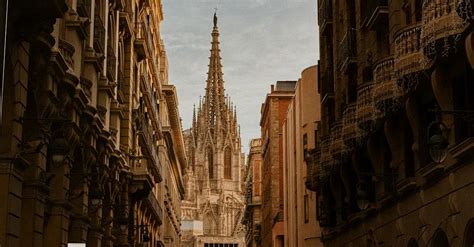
338 28 356 71
318 0 333 33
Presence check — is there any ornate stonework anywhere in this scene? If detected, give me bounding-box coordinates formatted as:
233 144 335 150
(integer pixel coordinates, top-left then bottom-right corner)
180 13 245 247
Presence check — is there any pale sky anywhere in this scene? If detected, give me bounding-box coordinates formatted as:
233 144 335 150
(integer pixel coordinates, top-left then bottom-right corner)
161 0 319 153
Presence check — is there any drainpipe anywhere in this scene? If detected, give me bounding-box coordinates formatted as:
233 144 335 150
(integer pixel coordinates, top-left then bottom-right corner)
0 0 9 126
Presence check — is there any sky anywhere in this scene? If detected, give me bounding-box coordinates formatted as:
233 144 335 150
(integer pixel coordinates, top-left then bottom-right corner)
161 0 319 153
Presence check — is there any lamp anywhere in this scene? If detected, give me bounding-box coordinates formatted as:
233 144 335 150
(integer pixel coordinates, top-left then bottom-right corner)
426 108 474 163
49 138 69 164
427 116 449 164
356 187 369 210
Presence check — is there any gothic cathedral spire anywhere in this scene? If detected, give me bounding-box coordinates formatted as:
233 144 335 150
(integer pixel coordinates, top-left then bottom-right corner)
203 12 229 138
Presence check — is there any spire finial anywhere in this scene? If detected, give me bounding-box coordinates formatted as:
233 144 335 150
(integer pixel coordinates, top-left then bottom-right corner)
213 9 218 27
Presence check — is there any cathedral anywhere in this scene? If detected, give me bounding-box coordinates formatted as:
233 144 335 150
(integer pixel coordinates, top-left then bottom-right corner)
180 13 246 247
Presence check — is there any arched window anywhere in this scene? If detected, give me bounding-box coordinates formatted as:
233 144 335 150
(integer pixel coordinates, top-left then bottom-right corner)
407 238 419 247
207 147 214 179
431 229 450 247
224 147 232 179
463 219 474 247
203 215 216 235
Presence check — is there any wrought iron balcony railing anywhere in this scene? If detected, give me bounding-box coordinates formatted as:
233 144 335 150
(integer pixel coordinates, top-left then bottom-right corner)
363 0 388 30
421 0 468 59
319 138 333 181
330 122 347 162
356 83 379 133
394 24 428 94
373 56 403 117
319 69 334 104
342 103 361 148
318 0 333 35
138 109 162 183
305 150 321 192
338 28 357 72
141 75 162 135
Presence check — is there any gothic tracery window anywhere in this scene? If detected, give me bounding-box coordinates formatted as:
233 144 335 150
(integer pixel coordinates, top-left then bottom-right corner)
208 147 214 179
224 147 232 179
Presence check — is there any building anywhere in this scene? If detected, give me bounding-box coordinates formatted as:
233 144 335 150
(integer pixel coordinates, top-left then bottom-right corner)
242 138 263 247
282 65 323 247
311 0 474 245
0 0 186 246
259 81 296 247
180 13 246 247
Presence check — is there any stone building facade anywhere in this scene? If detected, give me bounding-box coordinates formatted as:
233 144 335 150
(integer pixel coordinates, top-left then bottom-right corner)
180 14 246 247
0 0 186 246
310 0 474 246
259 81 296 247
242 138 263 247
282 65 323 247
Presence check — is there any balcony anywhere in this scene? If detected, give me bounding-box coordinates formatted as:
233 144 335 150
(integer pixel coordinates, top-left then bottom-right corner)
305 150 321 192
140 75 162 135
342 103 360 148
134 22 149 61
93 14 105 55
421 0 468 59
373 57 403 117
394 24 429 94
143 192 163 226
456 0 474 24
363 0 388 30
338 28 357 73
356 83 379 133
130 163 153 199
138 112 163 183
76 0 91 18
119 0 133 35
318 0 333 35
319 138 333 181
330 122 347 162
319 69 334 104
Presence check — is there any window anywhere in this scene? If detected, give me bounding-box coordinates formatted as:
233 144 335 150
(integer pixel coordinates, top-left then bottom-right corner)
224 147 232 179
304 194 309 223
208 147 214 179
303 134 308 145
402 1 412 25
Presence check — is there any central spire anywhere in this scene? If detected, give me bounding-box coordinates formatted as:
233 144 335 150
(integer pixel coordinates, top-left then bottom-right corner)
202 12 228 137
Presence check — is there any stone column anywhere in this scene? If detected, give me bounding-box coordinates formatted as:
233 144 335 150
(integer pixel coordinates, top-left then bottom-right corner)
42 146 72 247
20 144 49 247
384 117 405 179
405 96 428 169
0 41 30 247
431 67 454 144
367 133 391 201
87 199 104 247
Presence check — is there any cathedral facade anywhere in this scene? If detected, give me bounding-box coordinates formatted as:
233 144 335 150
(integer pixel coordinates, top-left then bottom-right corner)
180 14 246 247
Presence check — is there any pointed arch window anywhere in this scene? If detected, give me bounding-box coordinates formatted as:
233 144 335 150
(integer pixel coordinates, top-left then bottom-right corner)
224 147 232 179
208 147 214 179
